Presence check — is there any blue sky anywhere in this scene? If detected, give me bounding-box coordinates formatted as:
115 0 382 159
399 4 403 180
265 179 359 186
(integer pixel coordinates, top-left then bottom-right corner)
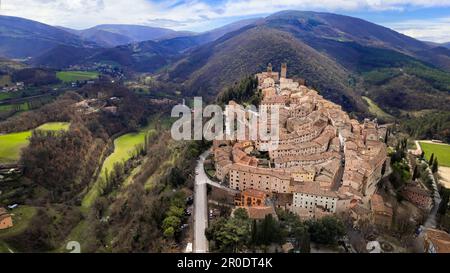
1 0 450 42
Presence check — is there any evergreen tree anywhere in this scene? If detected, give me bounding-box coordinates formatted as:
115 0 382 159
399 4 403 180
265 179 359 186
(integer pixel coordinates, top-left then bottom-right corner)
251 219 257 248
429 153 435 165
432 158 439 173
412 165 419 180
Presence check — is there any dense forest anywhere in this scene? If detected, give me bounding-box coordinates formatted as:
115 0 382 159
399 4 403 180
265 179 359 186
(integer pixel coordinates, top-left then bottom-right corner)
399 111 450 143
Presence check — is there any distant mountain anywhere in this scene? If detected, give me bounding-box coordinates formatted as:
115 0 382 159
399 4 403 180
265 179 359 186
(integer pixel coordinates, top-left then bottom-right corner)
11 11 450 116
32 18 263 70
443 42 450 49
0 15 95 59
75 24 194 47
158 18 262 52
165 11 450 115
167 25 364 112
67 28 134 48
86 40 180 72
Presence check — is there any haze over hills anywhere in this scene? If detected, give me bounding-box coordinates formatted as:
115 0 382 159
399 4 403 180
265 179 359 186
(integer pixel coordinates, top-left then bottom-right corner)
0 15 95 59
65 24 195 47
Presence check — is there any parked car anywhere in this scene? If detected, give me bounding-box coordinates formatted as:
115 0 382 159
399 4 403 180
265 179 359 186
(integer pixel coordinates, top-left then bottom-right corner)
185 208 192 216
8 204 18 209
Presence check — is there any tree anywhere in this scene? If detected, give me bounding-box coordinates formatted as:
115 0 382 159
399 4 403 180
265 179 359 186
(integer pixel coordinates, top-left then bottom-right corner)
250 219 258 248
307 216 345 245
412 165 419 180
432 158 439 173
164 227 175 238
206 209 251 252
256 214 281 246
162 216 181 231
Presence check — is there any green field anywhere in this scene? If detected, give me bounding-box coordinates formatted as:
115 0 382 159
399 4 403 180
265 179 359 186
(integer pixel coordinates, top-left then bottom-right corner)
0 93 14 101
362 96 394 121
37 122 70 131
0 122 70 163
56 71 99 83
82 127 155 207
419 141 450 167
0 102 29 113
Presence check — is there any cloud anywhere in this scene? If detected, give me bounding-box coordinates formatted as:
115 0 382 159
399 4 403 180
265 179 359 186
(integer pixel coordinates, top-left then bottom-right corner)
387 17 450 43
2 0 450 42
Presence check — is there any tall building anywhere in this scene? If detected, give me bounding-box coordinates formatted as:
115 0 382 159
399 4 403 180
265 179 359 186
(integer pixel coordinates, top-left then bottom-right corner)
281 63 287 79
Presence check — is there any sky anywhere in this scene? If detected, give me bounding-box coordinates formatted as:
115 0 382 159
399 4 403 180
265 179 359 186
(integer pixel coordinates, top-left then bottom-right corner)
1 0 450 43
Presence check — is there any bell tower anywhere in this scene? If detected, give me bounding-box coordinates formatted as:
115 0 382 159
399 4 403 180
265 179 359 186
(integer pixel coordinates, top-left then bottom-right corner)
281 63 287 79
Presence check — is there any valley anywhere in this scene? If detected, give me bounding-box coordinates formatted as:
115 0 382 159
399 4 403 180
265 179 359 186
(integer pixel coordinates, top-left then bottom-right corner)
0 7 449 255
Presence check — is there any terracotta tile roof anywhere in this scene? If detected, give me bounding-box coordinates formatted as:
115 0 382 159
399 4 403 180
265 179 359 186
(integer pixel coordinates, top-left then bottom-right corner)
245 206 277 220
425 228 450 253
291 181 337 198
242 188 266 199
371 194 393 216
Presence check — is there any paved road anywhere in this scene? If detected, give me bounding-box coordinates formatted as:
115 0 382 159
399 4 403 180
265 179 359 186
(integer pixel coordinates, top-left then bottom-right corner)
193 151 210 253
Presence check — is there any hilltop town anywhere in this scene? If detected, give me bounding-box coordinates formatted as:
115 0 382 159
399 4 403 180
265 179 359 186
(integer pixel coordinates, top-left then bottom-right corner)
212 64 389 220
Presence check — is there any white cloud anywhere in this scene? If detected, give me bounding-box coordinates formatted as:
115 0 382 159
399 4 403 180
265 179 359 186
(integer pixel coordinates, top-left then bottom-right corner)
387 17 450 43
1 0 450 42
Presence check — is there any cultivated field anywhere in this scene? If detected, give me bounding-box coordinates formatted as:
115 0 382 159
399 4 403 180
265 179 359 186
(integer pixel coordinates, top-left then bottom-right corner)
0 102 29 113
419 141 450 167
56 71 99 83
0 122 70 163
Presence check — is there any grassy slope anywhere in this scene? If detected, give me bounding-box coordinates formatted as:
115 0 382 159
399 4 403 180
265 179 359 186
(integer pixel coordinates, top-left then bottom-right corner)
82 127 155 208
362 96 394 121
0 122 70 163
419 142 450 167
56 71 99 83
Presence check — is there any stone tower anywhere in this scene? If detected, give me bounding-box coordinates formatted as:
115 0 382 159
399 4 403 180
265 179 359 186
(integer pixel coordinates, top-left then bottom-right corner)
281 63 287 79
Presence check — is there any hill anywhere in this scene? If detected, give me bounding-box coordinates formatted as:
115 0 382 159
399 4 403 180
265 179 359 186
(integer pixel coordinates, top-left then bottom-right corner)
168 26 364 113
86 40 180 72
31 18 261 70
5 11 450 117
0 15 95 59
74 24 194 47
157 18 261 53
163 11 450 117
